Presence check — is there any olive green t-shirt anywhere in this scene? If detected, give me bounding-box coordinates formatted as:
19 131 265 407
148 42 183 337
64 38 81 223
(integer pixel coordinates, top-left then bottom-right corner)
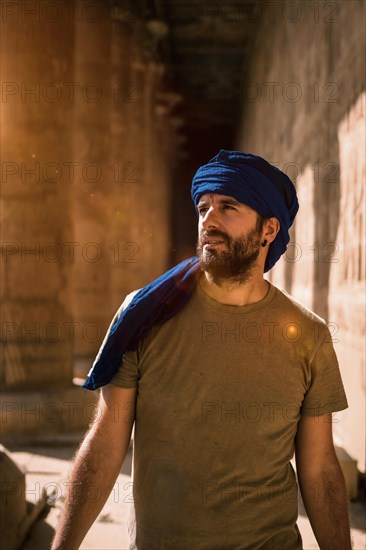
110 280 348 550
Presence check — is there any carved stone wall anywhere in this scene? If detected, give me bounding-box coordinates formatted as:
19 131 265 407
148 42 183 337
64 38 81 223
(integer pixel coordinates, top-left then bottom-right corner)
1 0 75 389
237 0 365 470
1 1 179 407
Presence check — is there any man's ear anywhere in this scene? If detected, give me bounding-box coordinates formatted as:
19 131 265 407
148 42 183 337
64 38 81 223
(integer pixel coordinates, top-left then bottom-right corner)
263 217 280 244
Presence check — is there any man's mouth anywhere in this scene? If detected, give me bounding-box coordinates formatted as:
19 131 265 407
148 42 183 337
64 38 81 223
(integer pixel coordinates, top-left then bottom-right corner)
203 240 225 246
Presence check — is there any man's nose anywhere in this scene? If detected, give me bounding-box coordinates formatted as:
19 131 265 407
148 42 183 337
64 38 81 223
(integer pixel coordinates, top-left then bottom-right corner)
201 207 218 230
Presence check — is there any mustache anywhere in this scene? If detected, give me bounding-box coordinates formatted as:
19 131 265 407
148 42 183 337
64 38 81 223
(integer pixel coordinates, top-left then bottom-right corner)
200 230 230 244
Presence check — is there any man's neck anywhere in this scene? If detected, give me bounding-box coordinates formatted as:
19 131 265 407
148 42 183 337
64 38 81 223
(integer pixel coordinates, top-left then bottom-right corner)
199 270 270 307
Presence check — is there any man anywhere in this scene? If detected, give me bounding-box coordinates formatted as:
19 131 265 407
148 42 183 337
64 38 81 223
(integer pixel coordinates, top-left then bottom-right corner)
52 150 352 549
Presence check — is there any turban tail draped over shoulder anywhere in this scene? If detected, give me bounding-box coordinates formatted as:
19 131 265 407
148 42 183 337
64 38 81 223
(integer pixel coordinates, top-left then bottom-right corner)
83 150 299 390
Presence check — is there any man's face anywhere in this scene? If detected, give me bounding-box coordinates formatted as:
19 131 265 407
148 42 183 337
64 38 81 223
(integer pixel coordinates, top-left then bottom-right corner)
196 193 264 283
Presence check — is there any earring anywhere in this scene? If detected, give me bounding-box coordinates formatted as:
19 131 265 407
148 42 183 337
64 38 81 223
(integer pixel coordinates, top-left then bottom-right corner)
261 239 267 247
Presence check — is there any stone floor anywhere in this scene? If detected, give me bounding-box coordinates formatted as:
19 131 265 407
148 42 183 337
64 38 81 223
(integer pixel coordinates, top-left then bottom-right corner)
7 441 366 550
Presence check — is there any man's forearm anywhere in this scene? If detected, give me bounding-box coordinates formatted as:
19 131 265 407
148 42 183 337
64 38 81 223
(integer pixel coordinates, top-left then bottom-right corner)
51 424 127 550
51 385 136 549
298 460 352 550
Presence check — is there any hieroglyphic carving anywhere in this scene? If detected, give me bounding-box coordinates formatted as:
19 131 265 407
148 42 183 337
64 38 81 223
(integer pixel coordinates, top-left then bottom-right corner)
333 91 365 285
290 165 315 309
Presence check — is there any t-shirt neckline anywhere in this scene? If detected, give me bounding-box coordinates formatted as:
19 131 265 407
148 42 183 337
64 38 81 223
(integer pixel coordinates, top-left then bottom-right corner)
196 276 277 314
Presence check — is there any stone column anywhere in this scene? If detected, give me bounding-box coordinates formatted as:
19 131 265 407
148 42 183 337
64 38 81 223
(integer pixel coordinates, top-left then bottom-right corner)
0 0 97 443
108 15 141 309
107 17 179 313
72 0 114 374
142 60 173 275
1 1 74 390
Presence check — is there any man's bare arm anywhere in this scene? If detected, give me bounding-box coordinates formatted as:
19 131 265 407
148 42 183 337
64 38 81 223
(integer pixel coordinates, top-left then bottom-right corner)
51 385 137 550
295 413 352 550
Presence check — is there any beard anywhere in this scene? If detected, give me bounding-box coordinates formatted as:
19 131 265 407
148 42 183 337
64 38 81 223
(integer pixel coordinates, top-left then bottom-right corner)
196 227 263 285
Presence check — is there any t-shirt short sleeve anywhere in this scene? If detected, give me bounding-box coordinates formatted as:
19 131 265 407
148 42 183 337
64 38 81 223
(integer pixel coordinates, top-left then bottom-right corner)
103 289 141 389
301 324 348 417
110 350 139 388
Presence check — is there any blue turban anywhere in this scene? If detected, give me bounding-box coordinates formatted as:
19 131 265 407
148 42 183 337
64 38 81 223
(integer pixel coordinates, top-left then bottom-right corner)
191 149 299 272
83 150 299 390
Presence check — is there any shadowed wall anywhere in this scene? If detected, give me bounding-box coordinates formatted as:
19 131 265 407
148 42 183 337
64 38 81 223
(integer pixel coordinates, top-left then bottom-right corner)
237 0 365 471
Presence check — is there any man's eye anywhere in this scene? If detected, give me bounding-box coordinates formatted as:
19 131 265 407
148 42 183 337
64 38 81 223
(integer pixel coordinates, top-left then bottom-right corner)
223 205 235 210
198 208 208 214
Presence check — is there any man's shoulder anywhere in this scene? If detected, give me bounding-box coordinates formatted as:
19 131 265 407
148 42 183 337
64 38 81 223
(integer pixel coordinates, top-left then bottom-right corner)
272 284 327 327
